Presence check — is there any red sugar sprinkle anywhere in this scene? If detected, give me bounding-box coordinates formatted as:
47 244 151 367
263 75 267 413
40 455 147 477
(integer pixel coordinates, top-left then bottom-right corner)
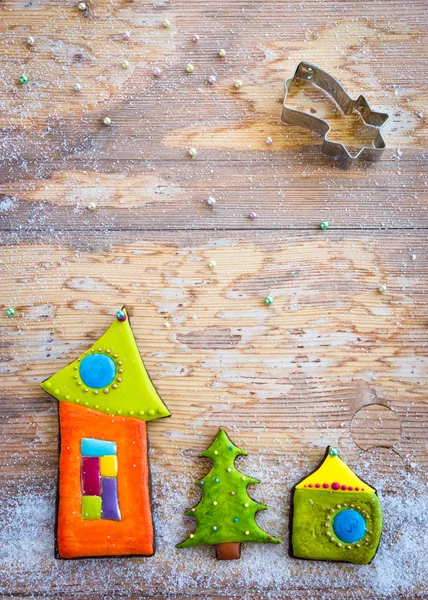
323 483 329 489
332 482 340 490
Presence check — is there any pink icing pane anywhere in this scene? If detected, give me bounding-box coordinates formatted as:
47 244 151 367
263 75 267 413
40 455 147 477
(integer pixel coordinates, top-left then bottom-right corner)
331 482 340 490
81 457 100 495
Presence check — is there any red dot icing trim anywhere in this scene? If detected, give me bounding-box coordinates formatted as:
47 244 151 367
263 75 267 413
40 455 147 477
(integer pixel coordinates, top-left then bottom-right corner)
323 483 329 489
331 482 340 490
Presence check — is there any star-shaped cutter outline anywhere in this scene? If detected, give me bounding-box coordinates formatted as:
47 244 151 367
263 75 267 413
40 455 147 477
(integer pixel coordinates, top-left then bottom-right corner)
281 61 389 169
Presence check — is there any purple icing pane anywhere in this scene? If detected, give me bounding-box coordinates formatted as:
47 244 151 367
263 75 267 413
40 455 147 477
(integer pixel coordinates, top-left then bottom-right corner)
101 477 121 521
81 457 100 496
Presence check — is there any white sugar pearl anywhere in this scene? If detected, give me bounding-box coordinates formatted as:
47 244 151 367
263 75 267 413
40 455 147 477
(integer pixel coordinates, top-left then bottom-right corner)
234 80 243 89
207 196 216 206
103 117 112 126
73 83 82 92
185 63 194 73
218 49 226 57
153 67 162 77
121 60 130 69
188 147 197 158
208 75 217 85
87 202 96 210
27 36 35 46
162 19 170 28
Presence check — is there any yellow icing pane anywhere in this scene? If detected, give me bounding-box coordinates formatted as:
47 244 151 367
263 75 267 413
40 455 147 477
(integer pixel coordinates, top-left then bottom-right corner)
100 455 118 478
296 451 375 494
40 308 170 422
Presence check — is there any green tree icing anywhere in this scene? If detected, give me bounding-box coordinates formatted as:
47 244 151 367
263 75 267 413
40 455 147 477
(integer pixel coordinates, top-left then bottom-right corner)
177 428 281 548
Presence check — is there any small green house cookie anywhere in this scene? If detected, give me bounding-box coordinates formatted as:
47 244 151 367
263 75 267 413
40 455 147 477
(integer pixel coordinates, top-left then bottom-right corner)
291 447 382 565
177 427 281 560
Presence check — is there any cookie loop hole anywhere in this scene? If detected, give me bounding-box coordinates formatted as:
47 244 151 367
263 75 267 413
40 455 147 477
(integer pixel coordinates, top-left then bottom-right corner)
350 404 401 451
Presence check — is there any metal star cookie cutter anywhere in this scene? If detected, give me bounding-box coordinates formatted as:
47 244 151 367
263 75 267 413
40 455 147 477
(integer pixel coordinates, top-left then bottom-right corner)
281 61 389 168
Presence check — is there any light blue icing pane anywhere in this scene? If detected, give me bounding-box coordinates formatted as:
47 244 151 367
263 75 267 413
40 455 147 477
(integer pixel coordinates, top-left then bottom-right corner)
333 509 366 544
79 353 116 389
81 438 117 457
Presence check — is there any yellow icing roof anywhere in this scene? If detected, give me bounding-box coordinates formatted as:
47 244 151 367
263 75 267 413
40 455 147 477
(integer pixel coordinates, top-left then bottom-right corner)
40 307 170 422
296 447 375 494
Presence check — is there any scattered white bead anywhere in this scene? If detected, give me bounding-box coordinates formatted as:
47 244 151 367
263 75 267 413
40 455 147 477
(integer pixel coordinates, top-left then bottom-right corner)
121 60 130 69
103 117 112 126
207 196 216 206
123 31 131 41
77 2 87 11
234 80 243 89
153 67 162 78
164 321 171 328
208 75 217 85
87 202 96 210
378 284 387 294
73 83 82 92
218 48 226 57
191 34 200 44
208 260 216 268
162 19 170 28
185 63 194 73
27 36 35 46
266 136 273 145
188 147 197 158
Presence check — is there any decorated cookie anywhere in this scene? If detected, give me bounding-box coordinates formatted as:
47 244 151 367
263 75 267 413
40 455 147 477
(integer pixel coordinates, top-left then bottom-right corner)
291 446 382 565
40 307 170 559
177 427 280 560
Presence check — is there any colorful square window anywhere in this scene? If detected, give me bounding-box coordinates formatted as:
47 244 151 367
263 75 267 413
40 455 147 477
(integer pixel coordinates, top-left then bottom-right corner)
81 495 102 520
100 455 118 477
80 438 121 522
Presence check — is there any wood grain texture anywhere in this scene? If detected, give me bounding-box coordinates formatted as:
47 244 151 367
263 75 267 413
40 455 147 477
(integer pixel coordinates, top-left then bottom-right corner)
0 0 427 598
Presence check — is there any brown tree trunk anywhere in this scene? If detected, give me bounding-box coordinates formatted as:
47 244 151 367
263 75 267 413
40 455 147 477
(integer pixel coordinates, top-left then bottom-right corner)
215 542 241 560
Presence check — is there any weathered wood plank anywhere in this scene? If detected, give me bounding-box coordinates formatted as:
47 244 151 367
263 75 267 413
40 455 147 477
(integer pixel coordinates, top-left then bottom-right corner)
1 158 426 230
1 230 426 466
0 0 427 231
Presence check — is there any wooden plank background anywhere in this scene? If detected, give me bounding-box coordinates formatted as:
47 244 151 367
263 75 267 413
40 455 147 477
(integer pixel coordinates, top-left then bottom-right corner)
0 1 427 599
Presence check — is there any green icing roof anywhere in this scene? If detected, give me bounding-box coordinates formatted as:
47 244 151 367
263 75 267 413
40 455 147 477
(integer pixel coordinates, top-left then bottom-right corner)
177 428 280 548
40 308 170 422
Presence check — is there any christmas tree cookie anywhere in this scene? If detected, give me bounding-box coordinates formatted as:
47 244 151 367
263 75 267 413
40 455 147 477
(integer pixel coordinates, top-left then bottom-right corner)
291 446 382 565
177 428 281 560
40 307 170 559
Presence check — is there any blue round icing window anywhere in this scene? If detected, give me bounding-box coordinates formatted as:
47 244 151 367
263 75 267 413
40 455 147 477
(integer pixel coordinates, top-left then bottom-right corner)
79 353 116 389
333 509 366 544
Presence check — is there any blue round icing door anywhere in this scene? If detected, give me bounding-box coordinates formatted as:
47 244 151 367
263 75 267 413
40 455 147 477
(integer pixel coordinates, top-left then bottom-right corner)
333 509 366 544
79 354 116 388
